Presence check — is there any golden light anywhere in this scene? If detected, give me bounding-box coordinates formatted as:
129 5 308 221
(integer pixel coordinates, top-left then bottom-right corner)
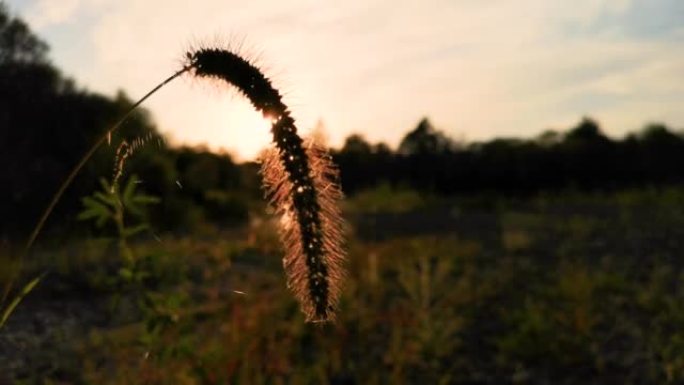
149 82 275 161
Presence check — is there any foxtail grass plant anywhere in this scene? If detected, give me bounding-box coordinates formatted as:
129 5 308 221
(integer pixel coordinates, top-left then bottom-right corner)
3 43 346 325
186 48 346 321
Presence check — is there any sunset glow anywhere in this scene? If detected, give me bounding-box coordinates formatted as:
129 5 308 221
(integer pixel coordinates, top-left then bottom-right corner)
5 0 684 160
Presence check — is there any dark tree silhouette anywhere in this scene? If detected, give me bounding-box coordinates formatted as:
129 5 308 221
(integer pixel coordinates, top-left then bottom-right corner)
564 117 609 144
0 6 248 238
0 3 48 65
4 4 684 238
336 116 684 196
398 118 453 156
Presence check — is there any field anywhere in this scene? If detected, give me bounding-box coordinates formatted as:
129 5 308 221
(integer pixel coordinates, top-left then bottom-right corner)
2 185 684 384
2 2 684 384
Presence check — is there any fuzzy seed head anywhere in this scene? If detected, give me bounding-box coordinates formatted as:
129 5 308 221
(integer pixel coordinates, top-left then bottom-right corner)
260 139 346 321
186 47 346 321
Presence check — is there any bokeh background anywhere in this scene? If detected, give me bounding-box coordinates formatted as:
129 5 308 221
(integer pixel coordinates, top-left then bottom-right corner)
2 1 684 383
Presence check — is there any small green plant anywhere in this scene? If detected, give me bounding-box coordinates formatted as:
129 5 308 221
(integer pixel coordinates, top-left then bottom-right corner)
78 175 159 265
78 174 196 370
78 175 157 321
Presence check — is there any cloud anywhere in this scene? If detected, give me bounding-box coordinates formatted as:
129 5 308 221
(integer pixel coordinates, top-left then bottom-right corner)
23 0 83 29
10 0 684 158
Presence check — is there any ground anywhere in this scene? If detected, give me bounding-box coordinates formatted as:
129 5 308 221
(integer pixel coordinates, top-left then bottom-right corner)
2 187 684 384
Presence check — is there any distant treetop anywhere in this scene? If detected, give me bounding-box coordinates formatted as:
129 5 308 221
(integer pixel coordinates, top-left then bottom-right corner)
0 3 49 65
398 118 454 156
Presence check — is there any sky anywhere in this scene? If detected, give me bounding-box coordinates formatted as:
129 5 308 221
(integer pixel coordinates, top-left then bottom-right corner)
5 0 684 160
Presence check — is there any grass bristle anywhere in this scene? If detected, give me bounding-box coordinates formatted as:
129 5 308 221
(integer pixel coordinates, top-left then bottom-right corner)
187 47 346 321
260 139 346 321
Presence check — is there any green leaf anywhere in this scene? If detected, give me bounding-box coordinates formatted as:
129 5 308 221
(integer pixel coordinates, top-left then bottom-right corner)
123 224 149 237
132 195 160 205
94 191 119 207
0 273 44 329
77 208 102 221
122 176 137 203
78 198 110 220
99 178 114 194
81 196 109 212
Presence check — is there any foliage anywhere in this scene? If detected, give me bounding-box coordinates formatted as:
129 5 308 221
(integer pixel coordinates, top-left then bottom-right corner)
0 5 251 239
0 2 48 65
3 5 684 384
334 117 684 195
75 175 198 364
3 188 684 384
78 176 159 262
347 183 428 214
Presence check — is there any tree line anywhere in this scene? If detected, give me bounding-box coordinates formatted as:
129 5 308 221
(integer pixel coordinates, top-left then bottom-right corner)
334 117 684 195
0 4 253 238
2 3 684 239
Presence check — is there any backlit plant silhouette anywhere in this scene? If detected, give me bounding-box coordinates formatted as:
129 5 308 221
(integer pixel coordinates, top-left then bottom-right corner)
15 44 346 323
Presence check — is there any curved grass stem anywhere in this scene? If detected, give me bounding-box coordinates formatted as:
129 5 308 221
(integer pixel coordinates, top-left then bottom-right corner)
1 66 190 310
